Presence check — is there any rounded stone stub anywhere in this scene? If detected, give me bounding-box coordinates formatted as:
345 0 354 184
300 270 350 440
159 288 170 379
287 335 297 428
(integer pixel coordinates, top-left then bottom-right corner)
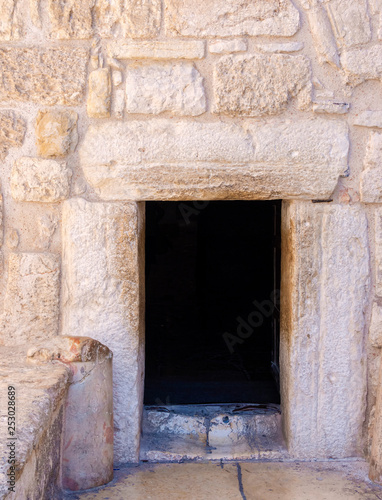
27 336 112 364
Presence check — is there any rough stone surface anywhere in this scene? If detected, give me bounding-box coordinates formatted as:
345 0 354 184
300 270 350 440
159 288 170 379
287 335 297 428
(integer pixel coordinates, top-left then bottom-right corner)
326 0 371 48
341 46 382 86
254 42 304 53
88 68 111 119
125 62 206 116
370 354 382 483
209 39 247 54
369 303 382 348
312 100 350 114
95 0 161 38
11 157 72 203
354 111 382 129
0 253 61 345
0 47 88 105
0 347 70 499
375 209 382 298
165 0 300 37
281 202 369 458
213 54 312 117
62 198 145 464
0 110 26 160
305 4 339 67
46 0 93 39
80 119 348 201
108 40 205 60
360 132 382 204
0 0 24 40
36 110 78 158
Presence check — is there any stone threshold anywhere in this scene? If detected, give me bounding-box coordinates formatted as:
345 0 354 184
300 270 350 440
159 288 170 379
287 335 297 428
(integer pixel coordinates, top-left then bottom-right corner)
140 403 288 462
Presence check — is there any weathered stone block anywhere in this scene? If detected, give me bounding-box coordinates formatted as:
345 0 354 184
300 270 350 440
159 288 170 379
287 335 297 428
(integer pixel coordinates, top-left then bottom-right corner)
0 48 88 105
304 4 339 67
87 68 111 118
36 110 78 158
254 42 303 53
312 100 350 114
165 0 300 37
209 39 247 54
126 62 206 116
47 0 93 39
0 0 24 39
0 110 26 160
370 303 382 348
0 253 60 345
95 0 161 38
281 202 369 458
80 118 348 201
213 54 311 117
326 0 371 48
11 157 72 203
360 132 382 204
62 198 145 463
375 209 382 298
341 46 382 86
108 40 205 60
354 111 382 129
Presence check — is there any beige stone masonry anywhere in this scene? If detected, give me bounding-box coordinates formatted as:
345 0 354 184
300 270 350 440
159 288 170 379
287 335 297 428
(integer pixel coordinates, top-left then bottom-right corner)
326 0 371 48
281 201 369 458
0 47 88 105
341 46 382 86
0 0 24 40
354 111 382 129
0 110 26 160
254 42 304 54
125 62 206 116
370 303 382 348
0 253 61 345
304 3 339 67
165 0 300 37
375 209 382 298
80 119 348 201
108 40 205 60
87 68 111 118
36 110 78 158
213 54 312 117
312 100 350 114
209 39 247 54
62 199 145 464
361 132 382 203
33 0 161 39
11 157 72 203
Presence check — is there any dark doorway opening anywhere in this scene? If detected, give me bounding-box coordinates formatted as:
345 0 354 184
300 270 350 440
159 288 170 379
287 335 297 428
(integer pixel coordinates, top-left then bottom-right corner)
144 200 281 405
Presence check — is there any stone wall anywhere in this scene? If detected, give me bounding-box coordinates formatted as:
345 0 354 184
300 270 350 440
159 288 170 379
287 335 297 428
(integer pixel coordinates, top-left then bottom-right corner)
0 0 380 467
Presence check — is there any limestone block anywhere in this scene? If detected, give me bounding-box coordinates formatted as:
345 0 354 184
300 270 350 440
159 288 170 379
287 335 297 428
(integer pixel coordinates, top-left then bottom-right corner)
341 46 382 86
113 88 125 119
305 4 339 67
87 68 111 118
254 42 304 53
165 0 300 37
11 157 72 203
47 0 94 39
213 54 312 117
108 40 205 60
354 111 382 129
281 202 369 458
360 132 382 204
95 0 161 38
375 209 382 297
0 110 26 160
312 100 350 114
62 198 145 463
0 0 24 39
28 336 114 491
80 118 348 201
125 62 206 116
0 253 60 345
36 110 78 158
209 39 247 54
326 0 371 48
0 48 88 105
370 354 382 483
370 303 382 348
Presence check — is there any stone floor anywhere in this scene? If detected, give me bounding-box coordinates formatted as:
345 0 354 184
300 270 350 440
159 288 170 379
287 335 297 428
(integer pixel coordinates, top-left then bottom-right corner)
66 460 382 500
